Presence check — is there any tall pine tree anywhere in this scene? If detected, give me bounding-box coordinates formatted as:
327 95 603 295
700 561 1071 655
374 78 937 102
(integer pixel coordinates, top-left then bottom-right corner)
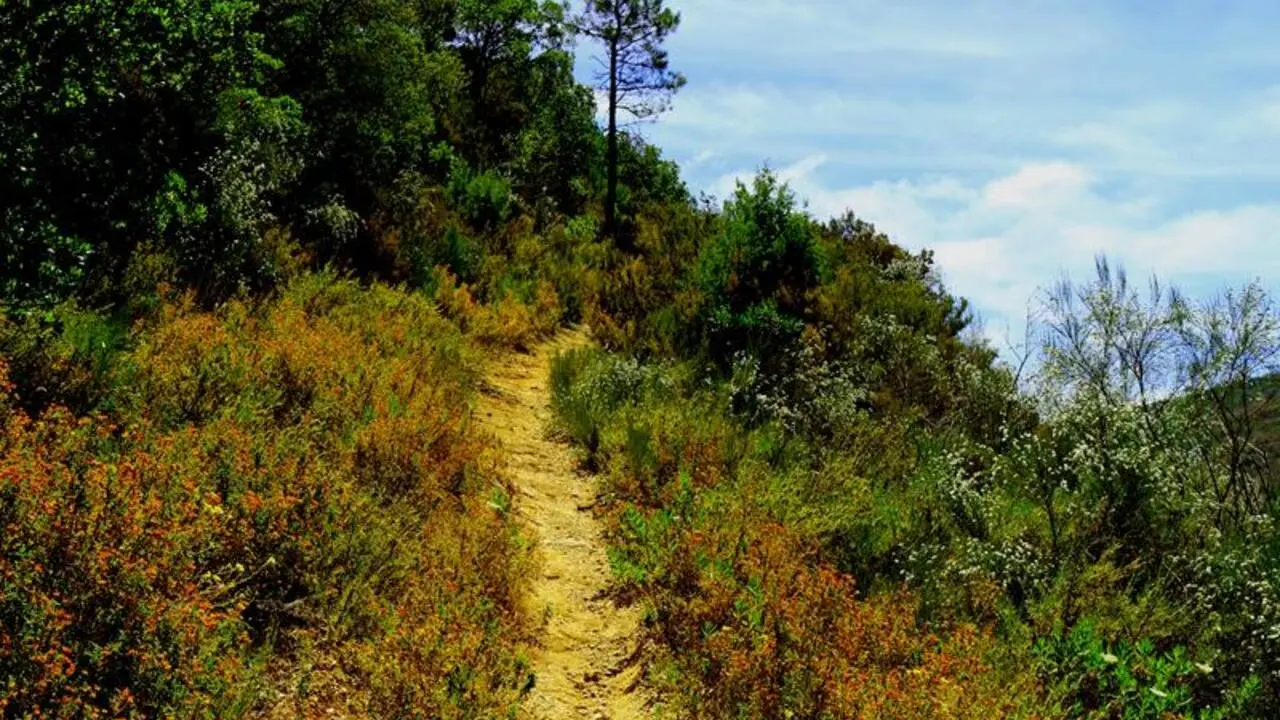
574 0 685 248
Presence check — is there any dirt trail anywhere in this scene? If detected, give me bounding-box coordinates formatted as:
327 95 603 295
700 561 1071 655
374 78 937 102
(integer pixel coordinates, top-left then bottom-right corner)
476 329 651 720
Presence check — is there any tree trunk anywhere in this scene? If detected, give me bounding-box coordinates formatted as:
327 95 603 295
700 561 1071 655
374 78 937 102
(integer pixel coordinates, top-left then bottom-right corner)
605 33 620 247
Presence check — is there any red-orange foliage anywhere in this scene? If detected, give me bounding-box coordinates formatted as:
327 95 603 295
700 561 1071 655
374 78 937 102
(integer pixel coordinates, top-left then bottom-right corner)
1 409 258 715
431 268 562 350
646 519 1038 719
0 275 530 718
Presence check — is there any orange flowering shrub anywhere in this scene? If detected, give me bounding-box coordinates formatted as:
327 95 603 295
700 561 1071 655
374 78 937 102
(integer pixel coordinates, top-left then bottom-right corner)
0 273 529 718
2 411 286 716
651 523 1040 719
0 358 11 409
430 268 562 350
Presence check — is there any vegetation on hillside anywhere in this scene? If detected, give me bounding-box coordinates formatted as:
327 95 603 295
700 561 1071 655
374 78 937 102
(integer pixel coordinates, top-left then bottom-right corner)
2 0 1278 718
1 275 531 717
552 222 1278 716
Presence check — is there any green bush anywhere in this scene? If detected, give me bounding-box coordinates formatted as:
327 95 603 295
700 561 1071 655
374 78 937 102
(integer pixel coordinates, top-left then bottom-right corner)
694 169 824 365
447 163 514 233
0 303 129 415
1033 622 1260 719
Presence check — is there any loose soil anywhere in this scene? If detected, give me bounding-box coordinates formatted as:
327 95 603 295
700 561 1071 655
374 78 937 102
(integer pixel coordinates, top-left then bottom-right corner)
477 329 652 720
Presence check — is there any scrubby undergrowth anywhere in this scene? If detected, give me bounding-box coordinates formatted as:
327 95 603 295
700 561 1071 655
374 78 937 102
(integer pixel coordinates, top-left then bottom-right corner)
548 178 1277 720
0 273 536 718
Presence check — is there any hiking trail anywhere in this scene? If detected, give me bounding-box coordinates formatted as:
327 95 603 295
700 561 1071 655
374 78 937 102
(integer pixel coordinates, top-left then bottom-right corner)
476 329 651 720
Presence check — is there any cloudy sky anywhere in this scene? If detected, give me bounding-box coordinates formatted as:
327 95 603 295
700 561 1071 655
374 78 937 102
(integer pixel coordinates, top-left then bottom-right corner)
578 0 1280 351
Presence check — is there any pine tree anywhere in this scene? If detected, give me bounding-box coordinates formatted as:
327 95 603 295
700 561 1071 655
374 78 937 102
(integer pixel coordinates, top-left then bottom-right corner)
574 0 685 248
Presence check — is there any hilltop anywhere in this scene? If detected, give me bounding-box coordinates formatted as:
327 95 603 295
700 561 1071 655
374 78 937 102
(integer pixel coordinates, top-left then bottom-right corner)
2 2 1278 718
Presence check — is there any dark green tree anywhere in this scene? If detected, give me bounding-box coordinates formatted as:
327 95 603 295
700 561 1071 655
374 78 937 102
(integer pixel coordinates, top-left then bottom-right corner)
507 48 601 213
257 0 459 264
695 169 824 363
449 0 567 168
0 0 302 306
572 0 685 247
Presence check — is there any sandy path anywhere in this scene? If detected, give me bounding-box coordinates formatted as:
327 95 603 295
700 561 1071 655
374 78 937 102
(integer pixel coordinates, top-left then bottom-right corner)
476 329 650 720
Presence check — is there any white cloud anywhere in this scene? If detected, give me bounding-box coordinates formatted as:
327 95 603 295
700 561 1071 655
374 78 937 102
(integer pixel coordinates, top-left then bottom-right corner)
688 149 717 167
778 154 828 186
982 163 1091 210
653 81 1280 189
724 157 1280 350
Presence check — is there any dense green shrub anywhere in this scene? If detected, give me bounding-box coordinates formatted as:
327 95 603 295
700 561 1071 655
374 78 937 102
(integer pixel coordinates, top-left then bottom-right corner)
0 304 130 416
694 169 825 365
1033 622 1260 719
1 0 306 305
447 163 515 233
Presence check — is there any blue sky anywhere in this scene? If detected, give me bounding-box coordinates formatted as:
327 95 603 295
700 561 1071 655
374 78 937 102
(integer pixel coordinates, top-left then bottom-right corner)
577 0 1280 351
